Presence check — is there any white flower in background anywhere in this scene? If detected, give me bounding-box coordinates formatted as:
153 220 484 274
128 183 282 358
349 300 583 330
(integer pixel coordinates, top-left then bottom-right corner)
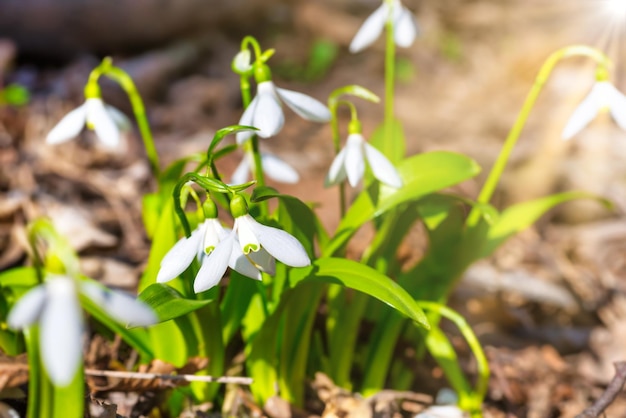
413 405 466 418
7 275 155 386
46 98 130 148
231 152 300 185
156 218 275 291
562 81 626 140
326 132 403 188
232 49 253 74
236 81 331 144
192 196 311 293
349 0 419 53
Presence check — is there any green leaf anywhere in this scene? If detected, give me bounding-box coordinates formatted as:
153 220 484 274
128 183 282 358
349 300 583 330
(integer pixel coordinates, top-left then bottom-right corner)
292 258 429 329
369 118 406 164
0 267 39 290
138 283 213 323
483 191 612 257
327 152 480 255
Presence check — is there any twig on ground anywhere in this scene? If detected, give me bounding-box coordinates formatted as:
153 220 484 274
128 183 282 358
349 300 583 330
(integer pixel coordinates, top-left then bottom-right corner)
576 361 626 418
85 369 253 385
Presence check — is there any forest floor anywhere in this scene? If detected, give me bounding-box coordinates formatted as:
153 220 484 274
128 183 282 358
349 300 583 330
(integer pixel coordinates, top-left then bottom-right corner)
2 0 626 416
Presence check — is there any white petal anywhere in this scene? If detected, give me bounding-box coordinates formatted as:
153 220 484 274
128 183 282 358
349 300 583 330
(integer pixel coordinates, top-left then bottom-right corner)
202 218 225 254
7 285 47 329
86 98 120 148
40 278 83 386
228 243 262 280
233 50 252 73
247 248 276 275
194 233 235 293
105 105 132 131
80 282 157 327
276 88 331 122
394 7 418 47
246 215 311 267
231 155 251 185
349 3 388 53
562 83 604 140
344 133 366 187
606 83 626 131
156 225 205 283
325 146 349 187
252 82 284 138
262 153 300 183
235 216 262 254
364 142 403 188
46 104 87 144
237 94 259 144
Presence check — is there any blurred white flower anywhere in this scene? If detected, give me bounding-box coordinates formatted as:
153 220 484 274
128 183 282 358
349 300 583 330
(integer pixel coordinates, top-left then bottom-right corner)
326 132 403 188
7 275 155 386
46 98 130 148
193 212 310 293
414 405 466 418
562 81 626 140
349 0 418 53
156 218 274 292
236 81 331 144
231 152 300 185
232 50 253 73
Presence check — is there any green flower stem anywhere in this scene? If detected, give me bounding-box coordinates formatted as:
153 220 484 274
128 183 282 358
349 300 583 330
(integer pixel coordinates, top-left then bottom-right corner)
417 301 489 413
328 100 357 217
93 58 161 180
384 0 396 144
172 173 253 237
24 328 43 418
466 45 610 227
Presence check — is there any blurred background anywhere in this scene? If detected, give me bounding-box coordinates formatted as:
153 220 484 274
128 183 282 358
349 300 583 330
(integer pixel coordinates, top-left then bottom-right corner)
2 0 626 416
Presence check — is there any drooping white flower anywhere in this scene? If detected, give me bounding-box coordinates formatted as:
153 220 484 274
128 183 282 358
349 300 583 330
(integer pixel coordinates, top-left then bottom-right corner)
236 81 331 144
156 218 274 292
326 132 403 188
7 275 155 386
193 196 311 293
46 98 130 148
349 0 419 54
413 405 465 418
562 81 626 140
231 152 300 185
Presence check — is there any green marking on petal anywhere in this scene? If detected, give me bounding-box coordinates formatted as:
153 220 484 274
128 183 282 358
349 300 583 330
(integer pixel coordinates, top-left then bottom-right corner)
244 243 259 254
204 246 215 254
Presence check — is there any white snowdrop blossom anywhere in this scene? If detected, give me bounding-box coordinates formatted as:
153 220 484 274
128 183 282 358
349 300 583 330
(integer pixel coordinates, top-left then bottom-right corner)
326 132 403 188
192 196 311 293
156 218 275 292
231 152 300 185
236 80 331 144
562 81 626 140
7 275 156 386
46 98 130 148
349 0 418 53
413 405 465 418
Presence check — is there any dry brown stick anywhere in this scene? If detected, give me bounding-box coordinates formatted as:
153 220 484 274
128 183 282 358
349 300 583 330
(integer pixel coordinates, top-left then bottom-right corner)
576 361 626 418
85 369 253 385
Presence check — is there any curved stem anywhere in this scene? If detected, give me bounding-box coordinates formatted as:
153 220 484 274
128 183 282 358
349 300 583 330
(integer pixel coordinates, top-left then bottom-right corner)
96 61 161 180
241 36 263 62
329 99 347 217
467 45 610 226
384 0 396 143
417 301 489 412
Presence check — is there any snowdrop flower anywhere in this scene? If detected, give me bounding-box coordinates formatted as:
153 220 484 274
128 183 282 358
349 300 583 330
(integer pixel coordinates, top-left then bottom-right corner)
413 405 466 418
326 125 403 188
231 152 300 185
350 0 418 53
193 195 311 293
157 202 275 291
7 275 156 386
562 80 626 140
46 98 130 148
236 64 331 144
